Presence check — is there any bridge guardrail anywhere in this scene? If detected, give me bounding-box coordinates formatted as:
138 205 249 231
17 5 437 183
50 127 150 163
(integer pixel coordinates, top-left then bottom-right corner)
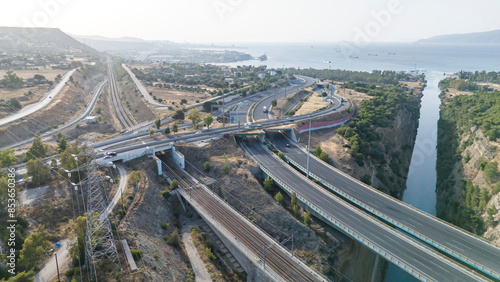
258 164 431 282
281 147 500 280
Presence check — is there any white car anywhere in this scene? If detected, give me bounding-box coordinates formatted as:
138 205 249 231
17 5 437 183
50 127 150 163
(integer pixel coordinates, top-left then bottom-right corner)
195 131 203 135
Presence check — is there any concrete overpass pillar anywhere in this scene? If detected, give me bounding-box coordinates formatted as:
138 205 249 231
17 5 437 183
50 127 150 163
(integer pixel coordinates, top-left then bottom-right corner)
153 155 162 175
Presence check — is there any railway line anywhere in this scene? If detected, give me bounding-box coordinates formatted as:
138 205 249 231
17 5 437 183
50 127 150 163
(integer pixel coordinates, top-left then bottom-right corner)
161 158 321 282
106 61 135 130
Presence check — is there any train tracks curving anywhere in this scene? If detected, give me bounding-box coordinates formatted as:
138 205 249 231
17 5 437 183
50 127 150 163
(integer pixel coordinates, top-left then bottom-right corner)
162 159 320 282
106 62 135 130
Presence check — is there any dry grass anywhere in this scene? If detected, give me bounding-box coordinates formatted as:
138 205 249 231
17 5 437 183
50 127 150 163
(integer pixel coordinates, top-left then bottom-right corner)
0 68 67 107
191 228 225 281
294 92 330 116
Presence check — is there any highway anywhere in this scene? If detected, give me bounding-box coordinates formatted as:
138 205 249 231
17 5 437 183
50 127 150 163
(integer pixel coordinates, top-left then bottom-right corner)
240 137 487 282
267 132 500 280
0 68 77 127
2 79 108 150
252 76 316 121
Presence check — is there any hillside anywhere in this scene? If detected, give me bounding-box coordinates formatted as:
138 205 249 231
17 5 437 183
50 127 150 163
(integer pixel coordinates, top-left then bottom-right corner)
418 29 500 44
436 74 500 243
0 27 96 54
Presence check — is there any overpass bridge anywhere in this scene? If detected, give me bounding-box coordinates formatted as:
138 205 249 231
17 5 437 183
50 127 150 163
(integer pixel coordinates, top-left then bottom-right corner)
239 137 489 281
265 131 500 281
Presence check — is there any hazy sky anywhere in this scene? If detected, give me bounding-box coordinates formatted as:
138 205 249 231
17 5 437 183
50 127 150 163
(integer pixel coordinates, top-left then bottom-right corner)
1 0 500 43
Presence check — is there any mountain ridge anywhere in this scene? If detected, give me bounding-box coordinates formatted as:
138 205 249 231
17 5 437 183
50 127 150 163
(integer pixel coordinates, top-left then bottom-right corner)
418 29 500 44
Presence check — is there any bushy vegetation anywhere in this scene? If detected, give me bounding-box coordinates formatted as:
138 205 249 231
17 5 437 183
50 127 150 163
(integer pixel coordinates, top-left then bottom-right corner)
336 83 420 164
436 87 500 233
288 69 421 85
457 70 500 84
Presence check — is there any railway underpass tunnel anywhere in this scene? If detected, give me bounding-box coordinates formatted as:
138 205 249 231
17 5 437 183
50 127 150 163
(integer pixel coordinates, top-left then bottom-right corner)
153 146 185 176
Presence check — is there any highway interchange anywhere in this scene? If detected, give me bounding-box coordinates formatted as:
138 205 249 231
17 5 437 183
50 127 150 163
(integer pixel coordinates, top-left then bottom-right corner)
6 69 500 280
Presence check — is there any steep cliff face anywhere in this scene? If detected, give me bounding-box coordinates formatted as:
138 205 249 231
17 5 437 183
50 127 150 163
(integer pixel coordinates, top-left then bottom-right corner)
436 85 500 242
436 127 500 244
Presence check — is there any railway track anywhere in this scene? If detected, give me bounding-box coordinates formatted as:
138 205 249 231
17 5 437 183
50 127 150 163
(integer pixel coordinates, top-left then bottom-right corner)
106 62 135 130
162 159 320 282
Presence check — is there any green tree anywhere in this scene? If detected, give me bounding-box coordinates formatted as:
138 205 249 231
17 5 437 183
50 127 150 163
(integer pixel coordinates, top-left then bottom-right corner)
155 118 161 129
203 161 210 172
318 151 330 163
6 270 35 282
172 123 179 134
172 110 185 120
187 108 202 128
0 148 17 167
271 99 277 107
8 98 22 109
69 216 86 266
57 132 67 152
24 132 47 162
304 210 312 227
291 191 298 206
204 113 214 130
149 129 155 136
26 159 50 185
274 192 283 205
1 70 23 88
170 179 179 190
278 152 285 160
18 226 50 271
263 176 273 192
202 101 216 112
484 162 499 184
50 158 57 171
164 127 171 134
313 146 323 157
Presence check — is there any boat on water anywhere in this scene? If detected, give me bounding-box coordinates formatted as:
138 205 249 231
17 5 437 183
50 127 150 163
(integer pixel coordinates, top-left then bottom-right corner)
259 53 267 61
323 60 331 63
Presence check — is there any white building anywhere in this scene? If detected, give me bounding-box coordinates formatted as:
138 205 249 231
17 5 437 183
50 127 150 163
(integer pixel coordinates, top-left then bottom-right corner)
85 116 97 124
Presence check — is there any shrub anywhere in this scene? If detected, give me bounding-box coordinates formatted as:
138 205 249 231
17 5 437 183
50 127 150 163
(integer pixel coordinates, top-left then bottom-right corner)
221 163 229 174
170 179 179 190
206 247 216 260
130 249 143 261
278 152 285 160
161 190 170 199
274 192 283 205
304 210 312 227
153 253 159 259
263 177 273 192
166 228 181 247
203 161 210 172
161 222 170 230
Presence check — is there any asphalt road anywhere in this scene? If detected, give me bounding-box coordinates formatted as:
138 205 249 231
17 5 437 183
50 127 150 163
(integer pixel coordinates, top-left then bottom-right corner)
267 132 500 280
0 68 77 127
252 76 316 121
240 137 486 282
3 79 108 150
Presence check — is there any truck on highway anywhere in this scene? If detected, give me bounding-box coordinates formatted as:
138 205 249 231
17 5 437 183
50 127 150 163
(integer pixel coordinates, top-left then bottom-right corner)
263 106 268 113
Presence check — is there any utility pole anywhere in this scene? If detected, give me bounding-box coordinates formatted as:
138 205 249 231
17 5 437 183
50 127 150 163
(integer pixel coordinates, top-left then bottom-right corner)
55 252 60 282
222 97 226 127
306 117 312 178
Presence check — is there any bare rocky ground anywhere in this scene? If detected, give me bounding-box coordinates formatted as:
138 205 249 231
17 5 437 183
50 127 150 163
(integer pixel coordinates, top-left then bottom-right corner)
118 74 156 124
114 159 193 281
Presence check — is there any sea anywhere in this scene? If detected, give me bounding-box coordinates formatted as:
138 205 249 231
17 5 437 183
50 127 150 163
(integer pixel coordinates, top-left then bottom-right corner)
220 42 500 281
